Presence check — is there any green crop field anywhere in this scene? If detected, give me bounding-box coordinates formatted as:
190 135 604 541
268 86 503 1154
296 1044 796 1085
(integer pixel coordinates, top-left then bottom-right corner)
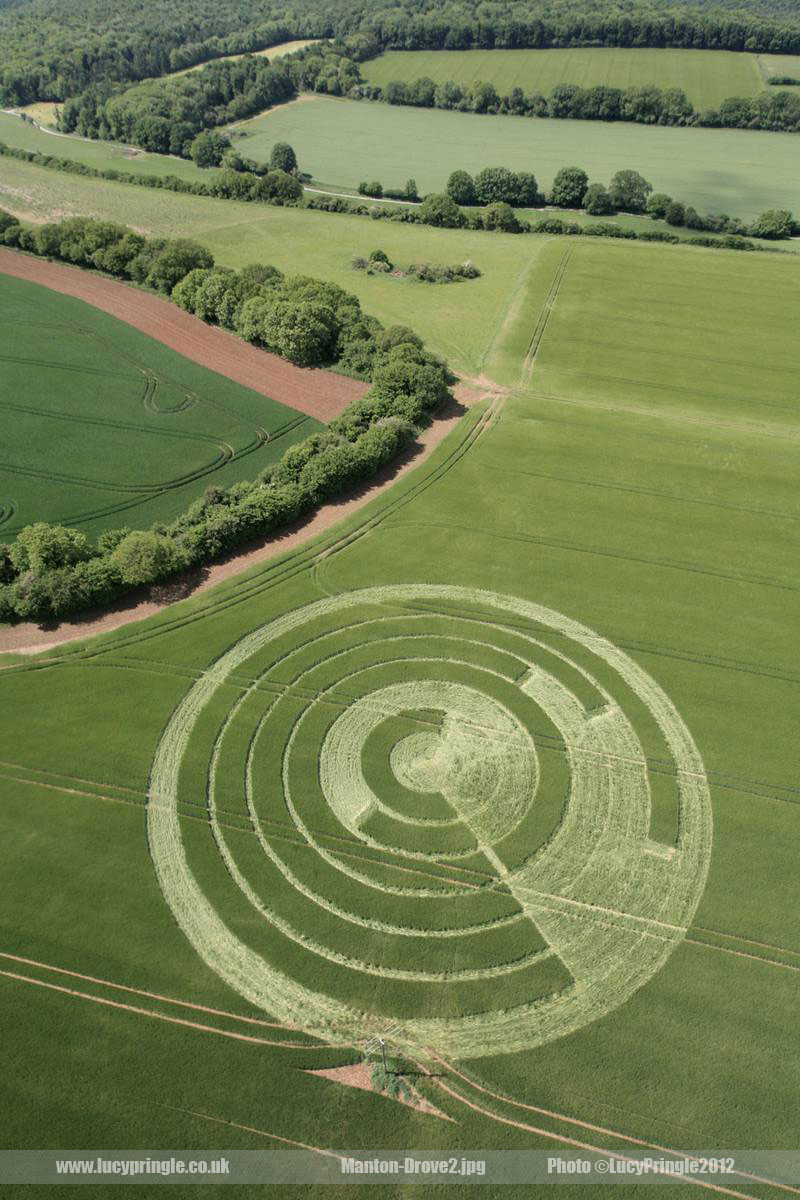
1 234 798 1188
229 95 800 220
361 47 770 110
0 273 320 538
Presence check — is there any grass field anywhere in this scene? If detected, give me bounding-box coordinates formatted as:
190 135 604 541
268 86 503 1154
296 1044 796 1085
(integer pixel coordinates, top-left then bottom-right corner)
757 52 800 90
0 157 557 377
1 155 798 392
229 95 800 219
0 273 319 538
0 233 798 1186
0 110 206 179
361 47 770 110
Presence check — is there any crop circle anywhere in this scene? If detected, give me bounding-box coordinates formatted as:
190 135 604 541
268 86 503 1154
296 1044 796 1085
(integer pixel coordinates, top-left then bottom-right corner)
147 585 712 1059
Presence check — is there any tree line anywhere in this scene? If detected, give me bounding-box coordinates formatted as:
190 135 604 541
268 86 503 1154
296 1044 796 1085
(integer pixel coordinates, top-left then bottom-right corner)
0 208 452 623
356 74 800 134
2 135 794 246
3 0 800 106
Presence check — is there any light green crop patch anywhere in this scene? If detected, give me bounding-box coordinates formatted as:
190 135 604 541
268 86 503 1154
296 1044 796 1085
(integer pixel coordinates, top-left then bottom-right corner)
147 584 712 1060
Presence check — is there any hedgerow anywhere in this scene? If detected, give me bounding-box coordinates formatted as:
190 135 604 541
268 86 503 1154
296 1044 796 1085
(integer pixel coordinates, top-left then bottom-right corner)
0 212 452 624
1 139 792 250
358 74 800 134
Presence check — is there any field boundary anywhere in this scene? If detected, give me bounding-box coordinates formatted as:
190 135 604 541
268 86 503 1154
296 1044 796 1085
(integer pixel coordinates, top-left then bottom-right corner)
0 387 491 655
0 248 369 422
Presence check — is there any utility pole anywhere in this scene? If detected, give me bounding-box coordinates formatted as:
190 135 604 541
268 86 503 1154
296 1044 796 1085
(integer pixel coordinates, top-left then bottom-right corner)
379 1037 388 1074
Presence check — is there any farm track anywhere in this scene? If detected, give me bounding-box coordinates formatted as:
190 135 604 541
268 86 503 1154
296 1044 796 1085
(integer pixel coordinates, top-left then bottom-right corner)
478 459 800 522
0 967 328 1050
391 517 800 593
427 1057 800 1199
0 950 304 1031
522 245 573 379
0 387 487 655
0 248 369 422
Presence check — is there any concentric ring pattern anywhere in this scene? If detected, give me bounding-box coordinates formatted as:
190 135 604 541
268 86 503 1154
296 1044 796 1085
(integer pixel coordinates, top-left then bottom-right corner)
147 585 712 1058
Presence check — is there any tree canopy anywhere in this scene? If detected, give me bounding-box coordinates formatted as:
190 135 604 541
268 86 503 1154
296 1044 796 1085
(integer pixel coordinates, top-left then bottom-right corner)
3 0 800 106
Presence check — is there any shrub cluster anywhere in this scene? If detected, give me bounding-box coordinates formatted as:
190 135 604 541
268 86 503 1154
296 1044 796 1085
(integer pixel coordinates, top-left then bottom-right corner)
174 263 385 373
352 249 480 282
0 213 452 624
358 178 419 202
0 210 215 290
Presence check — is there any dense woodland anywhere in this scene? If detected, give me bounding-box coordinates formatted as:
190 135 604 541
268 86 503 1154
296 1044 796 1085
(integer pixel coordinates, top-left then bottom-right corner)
2 0 800 104
56 45 363 149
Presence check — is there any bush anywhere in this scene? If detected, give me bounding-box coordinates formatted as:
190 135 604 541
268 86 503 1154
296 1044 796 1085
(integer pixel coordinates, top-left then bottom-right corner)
418 193 464 228
481 202 521 233
665 201 686 227
647 192 673 219
10 522 91 574
750 209 794 239
145 239 213 293
261 299 338 366
608 169 653 213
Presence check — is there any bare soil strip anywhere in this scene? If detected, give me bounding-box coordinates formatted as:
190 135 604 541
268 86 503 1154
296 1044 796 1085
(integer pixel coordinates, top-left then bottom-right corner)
0 248 369 421
170 1107 340 1159
307 1062 453 1121
0 389 485 655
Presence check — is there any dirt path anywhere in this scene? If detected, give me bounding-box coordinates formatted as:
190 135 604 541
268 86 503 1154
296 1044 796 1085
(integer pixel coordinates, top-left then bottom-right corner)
0 386 488 656
0 248 368 421
430 1075 759 1200
0 949 297 1030
0 966 322 1050
430 1056 800 1199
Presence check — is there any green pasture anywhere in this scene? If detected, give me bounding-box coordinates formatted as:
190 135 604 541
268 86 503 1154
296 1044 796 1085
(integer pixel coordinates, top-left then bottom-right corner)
362 47 768 110
0 234 798 1186
1 157 798 401
0 158 553 376
0 273 319 538
757 52 800 89
0 110 205 180
228 94 800 219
